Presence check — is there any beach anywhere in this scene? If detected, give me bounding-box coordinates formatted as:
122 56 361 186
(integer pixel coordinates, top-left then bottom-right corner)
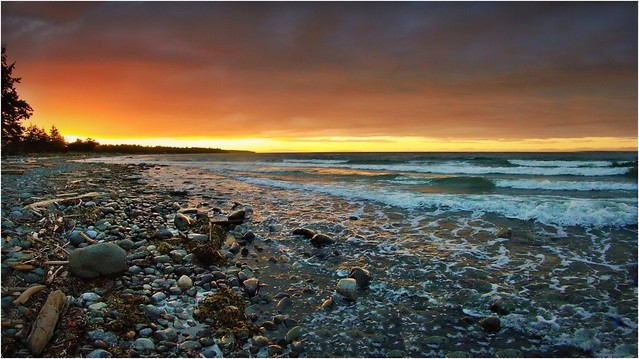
1 153 637 358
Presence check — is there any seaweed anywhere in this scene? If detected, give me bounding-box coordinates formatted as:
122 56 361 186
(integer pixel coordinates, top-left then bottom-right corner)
185 222 228 267
155 241 174 255
188 241 227 267
104 292 149 335
193 287 258 341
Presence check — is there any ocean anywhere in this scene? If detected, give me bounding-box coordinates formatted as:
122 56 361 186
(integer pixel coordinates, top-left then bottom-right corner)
90 151 638 357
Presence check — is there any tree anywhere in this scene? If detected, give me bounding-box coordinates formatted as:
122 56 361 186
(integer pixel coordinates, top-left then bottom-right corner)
48 126 66 152
2 45 33 149
23 124 49 152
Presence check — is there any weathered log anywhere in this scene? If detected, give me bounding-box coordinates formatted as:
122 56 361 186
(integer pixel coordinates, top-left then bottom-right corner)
27 289 66 356
24 192 107 209
12 285 46 305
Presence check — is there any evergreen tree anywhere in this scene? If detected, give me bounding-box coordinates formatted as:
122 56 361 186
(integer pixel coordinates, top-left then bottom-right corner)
2 45 33 149
48 126 66 152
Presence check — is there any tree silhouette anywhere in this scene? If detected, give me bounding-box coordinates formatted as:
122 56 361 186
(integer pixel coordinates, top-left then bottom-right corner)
2 45 33 149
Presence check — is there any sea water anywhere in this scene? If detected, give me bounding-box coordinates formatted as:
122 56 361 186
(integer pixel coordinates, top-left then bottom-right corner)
90 152 638 357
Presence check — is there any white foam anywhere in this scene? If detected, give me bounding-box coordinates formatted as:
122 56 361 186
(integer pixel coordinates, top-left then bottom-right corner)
282 159 349 164
228 175 638 228
495 179 637 192
508 159 614 168
247 160 630 176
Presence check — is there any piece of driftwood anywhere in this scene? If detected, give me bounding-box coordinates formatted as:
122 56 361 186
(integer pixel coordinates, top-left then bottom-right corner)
12 285 46 305
209 219 244 226
43 260 69 266
7 263 36 271
25 192 107 209
27 289 66 356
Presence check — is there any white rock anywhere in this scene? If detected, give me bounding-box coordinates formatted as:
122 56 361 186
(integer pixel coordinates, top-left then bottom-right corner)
177 275 193 290
336 278 358 301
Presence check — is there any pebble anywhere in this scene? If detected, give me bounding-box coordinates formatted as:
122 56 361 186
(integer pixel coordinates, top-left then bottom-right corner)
177 275 193 290
133 338 155 351
174 213 192 231
180 340 202 350
139 327 153 337
336 278 358 301
285 326 302 342
244 278 260 297
479 316 501 333
275 297 293 310
310 233 336 247
88 302 108 312
292 228 316 239
82 292 102 302
228 210 246 221
348 267 371 288
87 349 112 358
117 239 135 250
268 345 283 356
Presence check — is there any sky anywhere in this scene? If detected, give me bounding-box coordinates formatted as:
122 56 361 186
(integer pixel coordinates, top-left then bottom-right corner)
1 1 637 152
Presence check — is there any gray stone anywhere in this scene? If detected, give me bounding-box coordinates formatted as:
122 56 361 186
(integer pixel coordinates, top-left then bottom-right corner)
243 278 259 297
201 346 221 358
292 228 316 239
133 338 155 351
89 302 108 311
88 330 118 345
151 292 167 303
348 267 371 288
139 327 153 337
336 278 358 301
144 304 165 319
154 328 178 342
69 243 127 279
154 227 173 239
86 230 99 239
275 297 293 310
82 292 102 302
128 265 142 275
310 233 336 247
228 210 246 221
168 286 182 295
87 349 112 358
67 230 86 247
180 340 202 350
177 275 193 290
117 239 135 250
154 255 171 264
174 213 192 231
285 326 302 342
24 273 41 283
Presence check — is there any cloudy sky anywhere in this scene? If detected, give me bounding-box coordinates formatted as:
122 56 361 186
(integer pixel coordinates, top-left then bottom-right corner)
2 1 637 151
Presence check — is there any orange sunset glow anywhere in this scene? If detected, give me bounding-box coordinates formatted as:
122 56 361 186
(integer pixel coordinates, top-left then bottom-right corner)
2 2 637 152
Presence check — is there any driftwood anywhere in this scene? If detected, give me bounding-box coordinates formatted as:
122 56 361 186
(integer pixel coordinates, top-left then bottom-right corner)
209 219 244 226
43 260 69 266
24 192 107 209
12 285 46 305
27 289 66 356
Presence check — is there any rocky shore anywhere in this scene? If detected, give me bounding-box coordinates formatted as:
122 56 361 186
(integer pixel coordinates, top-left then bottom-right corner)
1 155 366 358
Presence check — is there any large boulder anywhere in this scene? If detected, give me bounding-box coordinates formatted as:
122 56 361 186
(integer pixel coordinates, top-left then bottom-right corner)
69 243 127 279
